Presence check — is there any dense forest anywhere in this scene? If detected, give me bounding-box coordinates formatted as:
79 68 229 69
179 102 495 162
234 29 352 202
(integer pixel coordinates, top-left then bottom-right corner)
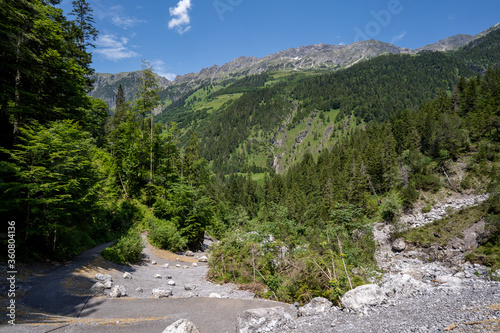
1 0 499 306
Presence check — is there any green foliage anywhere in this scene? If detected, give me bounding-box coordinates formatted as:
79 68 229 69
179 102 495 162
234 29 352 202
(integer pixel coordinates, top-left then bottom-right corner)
379 191 403 222
145 212 187 252
102 229 144 264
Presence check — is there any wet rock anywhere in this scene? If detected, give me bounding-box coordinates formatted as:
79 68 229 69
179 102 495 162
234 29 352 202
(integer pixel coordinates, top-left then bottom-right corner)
162 319 201 333
236 306 296 333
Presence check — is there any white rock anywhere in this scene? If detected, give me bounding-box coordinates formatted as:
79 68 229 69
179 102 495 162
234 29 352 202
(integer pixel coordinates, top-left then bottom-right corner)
236 306 296 333
176 264 181 268
181 265 189 269
381 273 430 298
103 280 113 289
185 251 194 257
198 256 208 263
123 272 132 279
154 274 162 279
176 258 180 261
152 288 172 298
168 280 176 286
163 263 170 268
151 260 157 265
209 293 222 298
298 297 333 317
95 273 112 282
341 284 387 311
192 263 198 267
109 285 126 298
136 287 143 293
162 319 200 333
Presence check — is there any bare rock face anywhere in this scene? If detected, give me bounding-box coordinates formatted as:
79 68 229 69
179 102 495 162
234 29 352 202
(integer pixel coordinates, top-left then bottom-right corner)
162 319 200 333
392 238 406 252
341 284 387 311
298 297 334 317
236 306 296 333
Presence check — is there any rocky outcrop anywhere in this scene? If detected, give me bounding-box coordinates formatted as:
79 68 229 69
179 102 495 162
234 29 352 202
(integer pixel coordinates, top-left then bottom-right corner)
162 319 201 333
236 306 296 333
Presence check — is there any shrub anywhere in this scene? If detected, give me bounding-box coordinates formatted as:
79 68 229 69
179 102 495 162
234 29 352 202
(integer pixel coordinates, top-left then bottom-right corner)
102 229 144 264
421 205 432 213
145 213 187 252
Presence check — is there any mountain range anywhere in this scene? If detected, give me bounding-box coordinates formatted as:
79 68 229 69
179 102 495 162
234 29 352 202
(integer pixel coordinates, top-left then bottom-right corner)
89 22 500 108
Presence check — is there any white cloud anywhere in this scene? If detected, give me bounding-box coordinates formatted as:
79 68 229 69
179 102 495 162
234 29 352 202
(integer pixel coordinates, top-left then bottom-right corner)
168 0 192 34
95 34 140 61
390 31 407 44
111 15 146 29
150 60 177 81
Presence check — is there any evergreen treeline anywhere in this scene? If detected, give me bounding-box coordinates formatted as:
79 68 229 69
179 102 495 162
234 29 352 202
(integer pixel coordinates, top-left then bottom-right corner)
0 1 215 261
207 69 500 304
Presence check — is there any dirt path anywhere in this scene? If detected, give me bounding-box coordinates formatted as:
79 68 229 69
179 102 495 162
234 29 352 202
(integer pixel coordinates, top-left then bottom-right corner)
6 238 292 333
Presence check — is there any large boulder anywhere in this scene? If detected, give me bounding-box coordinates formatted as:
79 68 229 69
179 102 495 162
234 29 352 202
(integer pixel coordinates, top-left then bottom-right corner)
236 306 296 333
298 297 333 317
381 273 430 298
162 319 200 333
109 285 126 298
341 284 387 311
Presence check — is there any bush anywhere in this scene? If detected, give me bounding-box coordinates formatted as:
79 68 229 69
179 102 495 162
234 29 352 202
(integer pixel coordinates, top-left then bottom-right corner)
102 229 144 264
145 213 187 252
380 191 403 222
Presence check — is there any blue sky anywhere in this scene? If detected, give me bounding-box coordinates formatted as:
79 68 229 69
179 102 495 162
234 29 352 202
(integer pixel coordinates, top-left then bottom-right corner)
57 0 500 80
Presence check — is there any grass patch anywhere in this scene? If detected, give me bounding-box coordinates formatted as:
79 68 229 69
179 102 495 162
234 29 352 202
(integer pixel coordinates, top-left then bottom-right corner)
402 203 488 247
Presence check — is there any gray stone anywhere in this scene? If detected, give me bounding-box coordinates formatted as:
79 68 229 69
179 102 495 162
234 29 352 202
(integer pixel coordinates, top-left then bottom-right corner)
152 288 172 298
109 285 126 298
198 256 208 262
95 273 112 282
103 280 113 289
90 282 105 294
298 297 333 317
392 238 406 252
185 251 194 257
236 306 296 333
123 272 132 279
341 284 387 311
136 287 143 293
162 319 200 333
